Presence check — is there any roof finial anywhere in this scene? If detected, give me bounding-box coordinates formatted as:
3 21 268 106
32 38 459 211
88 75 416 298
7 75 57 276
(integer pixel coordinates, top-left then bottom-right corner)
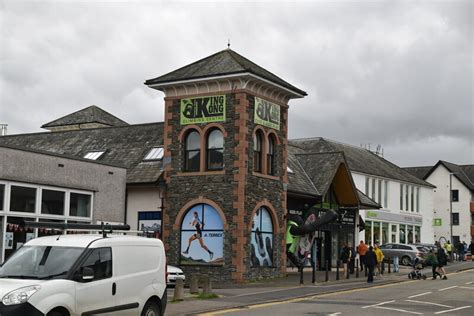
227 39 230 49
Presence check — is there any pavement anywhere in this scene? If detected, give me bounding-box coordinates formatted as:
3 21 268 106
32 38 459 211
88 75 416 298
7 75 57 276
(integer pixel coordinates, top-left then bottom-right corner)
164 260 474 316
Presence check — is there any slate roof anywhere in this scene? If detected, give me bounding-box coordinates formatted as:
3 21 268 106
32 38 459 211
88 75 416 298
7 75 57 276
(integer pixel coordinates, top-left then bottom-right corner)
287 145 320 197
41 105 129 129
145 49 307 96
406 161 474 191
357 189 381 209
0 123 163 184
289 137 435 188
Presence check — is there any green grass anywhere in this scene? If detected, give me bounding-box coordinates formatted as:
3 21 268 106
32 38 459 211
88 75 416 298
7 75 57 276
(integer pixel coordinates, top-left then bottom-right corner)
196 292 219 299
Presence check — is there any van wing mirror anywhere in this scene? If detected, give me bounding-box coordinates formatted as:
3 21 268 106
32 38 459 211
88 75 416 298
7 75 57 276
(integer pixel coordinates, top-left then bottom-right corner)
81 267 95 281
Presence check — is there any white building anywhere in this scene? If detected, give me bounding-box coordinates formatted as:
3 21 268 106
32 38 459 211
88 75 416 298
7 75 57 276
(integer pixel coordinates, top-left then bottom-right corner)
405 161 474 245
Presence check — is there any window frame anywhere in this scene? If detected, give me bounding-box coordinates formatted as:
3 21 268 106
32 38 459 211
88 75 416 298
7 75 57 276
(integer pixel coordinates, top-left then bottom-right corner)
75 247 113 282
184 130 201 172
452 212 460 226
143 147 164 161
206 129 224 171
83 151 105 160
253 130 263 173
250 206 274 267
266 134 276 176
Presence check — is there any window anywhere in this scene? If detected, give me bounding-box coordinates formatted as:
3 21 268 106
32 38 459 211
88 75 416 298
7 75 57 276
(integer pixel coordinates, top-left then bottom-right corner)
371 178 376 199
144 147 164 161
383 180 388 208
267 135 276 175
77 248 112 281
251 207 273 267
451 190 459 202
452 213 459 226
10 185 36 213
405 185 409 211
410 186 414 212
391 224 397 243
70 193 91 217
414 226 420 243
83 151 105 160
416 187 420 212
41 189 65 215
180 203 223 265
365 220 372 245
399 225 406 244
0 184 4 211
365 177 370 195
206 129 224 170
253 131 263 173
399 183 403 210
377 179 382 204
184 130 201 172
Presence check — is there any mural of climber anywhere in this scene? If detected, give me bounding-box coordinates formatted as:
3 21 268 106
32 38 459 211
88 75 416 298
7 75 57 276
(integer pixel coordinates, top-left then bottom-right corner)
180 203 224 265
250 206 274 267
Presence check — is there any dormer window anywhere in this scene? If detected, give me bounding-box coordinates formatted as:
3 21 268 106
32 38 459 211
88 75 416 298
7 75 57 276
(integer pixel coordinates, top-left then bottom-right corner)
144 147 164 161
84 151 105 160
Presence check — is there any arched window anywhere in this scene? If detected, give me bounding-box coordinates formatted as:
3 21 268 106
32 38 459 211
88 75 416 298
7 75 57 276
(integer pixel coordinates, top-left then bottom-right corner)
184 130 200 172
253 130 263 173
250 206 273 267
206 129 224 170
180 203 224 265
267 134 276 176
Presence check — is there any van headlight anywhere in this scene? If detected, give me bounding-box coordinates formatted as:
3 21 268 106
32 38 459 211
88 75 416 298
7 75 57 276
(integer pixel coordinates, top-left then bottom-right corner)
2 285 41 305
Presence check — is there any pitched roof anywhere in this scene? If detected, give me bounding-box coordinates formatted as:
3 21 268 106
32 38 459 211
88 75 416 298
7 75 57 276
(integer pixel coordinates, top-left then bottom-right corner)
287 145 320 198
0 123 163 184
145 49 307 96
415 161 474 191
289 137 435 188
403 166 432 181
41 105 129 129
357 189 381 209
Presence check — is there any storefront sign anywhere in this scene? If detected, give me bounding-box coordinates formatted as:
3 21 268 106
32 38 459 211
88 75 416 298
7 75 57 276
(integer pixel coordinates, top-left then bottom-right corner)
367 211 378 218
433 218 442 226
180 95 226 125
254 97 280 130
365 210 422 224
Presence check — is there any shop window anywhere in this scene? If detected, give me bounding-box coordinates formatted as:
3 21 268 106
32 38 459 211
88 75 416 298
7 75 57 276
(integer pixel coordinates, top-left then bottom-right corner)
206 129 224 170
373 221 380 245
382 222 388 245
184 130 201 172
41 189 65 215
391 224 397 243
4 216 35 260
407 225 413 244
452 213 459 226
267 135 276 176
399 225 406 244
253 131 263 173
180 203 223 265
250 207 274 267
365 220 372 245
77 248 112 281
70 193 91 217
414 226 421 243
451 190 459 202
10 185 36 213
0 184 4 211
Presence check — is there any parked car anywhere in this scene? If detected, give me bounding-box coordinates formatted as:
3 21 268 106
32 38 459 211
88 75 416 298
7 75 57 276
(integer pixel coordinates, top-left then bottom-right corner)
379 243 428 266
414 243 437 252
167 265 186 286
0 234 167 316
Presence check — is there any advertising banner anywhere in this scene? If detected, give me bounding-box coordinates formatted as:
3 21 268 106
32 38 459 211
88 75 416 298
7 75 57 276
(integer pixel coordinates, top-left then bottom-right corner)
180 95 226 125
254 97 280 130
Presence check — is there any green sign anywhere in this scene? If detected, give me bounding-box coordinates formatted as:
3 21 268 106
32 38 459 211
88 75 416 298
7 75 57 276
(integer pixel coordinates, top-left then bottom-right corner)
367 211 378 218
254 97 280 130
180 95 226 125
433 218 442 226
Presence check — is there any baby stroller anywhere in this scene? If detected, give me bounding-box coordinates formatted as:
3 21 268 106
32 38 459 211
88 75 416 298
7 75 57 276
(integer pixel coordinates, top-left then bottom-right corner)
408 257 427 280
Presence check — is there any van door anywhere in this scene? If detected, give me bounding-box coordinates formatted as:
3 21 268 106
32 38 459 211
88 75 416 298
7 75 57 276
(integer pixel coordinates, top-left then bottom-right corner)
74 247 117 315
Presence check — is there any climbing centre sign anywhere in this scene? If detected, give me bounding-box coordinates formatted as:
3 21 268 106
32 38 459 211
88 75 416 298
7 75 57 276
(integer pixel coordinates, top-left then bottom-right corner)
180 95 226 125
254 97 280 130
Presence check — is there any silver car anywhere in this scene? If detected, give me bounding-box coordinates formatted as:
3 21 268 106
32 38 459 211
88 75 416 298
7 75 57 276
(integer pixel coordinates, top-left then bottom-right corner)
379 243 428 266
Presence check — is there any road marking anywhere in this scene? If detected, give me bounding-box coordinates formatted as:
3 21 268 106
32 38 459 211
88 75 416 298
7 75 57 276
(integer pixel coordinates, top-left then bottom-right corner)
407 292 431 298
466 281 473 285
327 313 341 316
374 306 423 315
434 306 472 314
361 300 395 309
405 299 453 308
458 286 474 290
438 285 457 291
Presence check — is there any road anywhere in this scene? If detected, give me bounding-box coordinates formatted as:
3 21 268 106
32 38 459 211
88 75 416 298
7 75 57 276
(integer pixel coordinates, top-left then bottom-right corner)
203 269 474 316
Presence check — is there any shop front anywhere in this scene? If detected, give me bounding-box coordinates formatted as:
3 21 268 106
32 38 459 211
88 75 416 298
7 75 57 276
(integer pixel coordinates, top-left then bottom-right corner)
363 210 422 245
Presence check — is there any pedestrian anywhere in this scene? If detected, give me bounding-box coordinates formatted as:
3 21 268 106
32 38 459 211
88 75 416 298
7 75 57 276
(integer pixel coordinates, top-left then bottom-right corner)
425 249 441 279
358 240 368 272
470 240 474 261
374 244 384 278
437 246 448 279
340 243 352 278
456 241 465 262
348 242 356 274
444 241 453 262
365 246 376 283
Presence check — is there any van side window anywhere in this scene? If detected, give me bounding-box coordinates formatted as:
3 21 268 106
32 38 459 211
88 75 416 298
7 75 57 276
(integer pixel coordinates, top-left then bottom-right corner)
78 247 112 281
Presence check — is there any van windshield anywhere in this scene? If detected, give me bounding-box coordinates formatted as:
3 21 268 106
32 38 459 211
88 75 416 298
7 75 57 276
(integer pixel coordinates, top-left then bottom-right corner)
0 246 84 279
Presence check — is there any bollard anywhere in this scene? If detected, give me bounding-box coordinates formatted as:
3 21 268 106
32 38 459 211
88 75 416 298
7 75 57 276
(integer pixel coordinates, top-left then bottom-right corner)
336 260 340 280
201 276 212 295
190 275 199 294
356 259 359 278
388 259 391 274
325 260 329 282
173 278 185 301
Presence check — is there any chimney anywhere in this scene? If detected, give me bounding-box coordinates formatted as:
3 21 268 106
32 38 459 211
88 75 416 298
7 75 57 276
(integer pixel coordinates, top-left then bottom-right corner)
0 124 7 136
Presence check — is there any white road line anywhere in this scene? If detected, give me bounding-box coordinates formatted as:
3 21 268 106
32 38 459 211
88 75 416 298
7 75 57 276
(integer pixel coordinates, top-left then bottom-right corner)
361 300 395 309
327 313 341 316
466 281 473 285
438 285 457 291
374 306 423 315
458 286 474 290
407 292 432 298
405 299 453 308
434 306 472 314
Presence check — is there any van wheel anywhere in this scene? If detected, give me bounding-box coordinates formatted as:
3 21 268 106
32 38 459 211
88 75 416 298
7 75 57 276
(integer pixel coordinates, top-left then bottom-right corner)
47 309 69 316
142 300 161 316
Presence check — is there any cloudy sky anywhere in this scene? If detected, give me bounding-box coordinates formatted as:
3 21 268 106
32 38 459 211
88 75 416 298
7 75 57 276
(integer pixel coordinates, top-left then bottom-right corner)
0 0 472 167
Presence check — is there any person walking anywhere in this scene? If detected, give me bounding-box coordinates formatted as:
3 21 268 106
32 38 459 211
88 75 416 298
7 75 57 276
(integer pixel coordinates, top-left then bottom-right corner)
456 241 465 262
374 244 384 278
365 246 376 283
348 242 356 274
340 243 352 278
425 249 441 279
444 241 453 262
437 246 448 279
358 240 368 272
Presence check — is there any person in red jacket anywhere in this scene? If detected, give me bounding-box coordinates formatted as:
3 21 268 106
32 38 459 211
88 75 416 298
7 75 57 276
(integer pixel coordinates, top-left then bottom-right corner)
357 240 368 272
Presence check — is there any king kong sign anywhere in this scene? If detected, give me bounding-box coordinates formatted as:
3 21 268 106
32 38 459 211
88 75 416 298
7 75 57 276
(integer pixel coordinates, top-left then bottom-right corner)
181 95 226 125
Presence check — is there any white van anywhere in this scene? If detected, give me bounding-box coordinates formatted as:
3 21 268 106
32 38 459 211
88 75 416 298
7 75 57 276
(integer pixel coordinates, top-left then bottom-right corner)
0 234 167 316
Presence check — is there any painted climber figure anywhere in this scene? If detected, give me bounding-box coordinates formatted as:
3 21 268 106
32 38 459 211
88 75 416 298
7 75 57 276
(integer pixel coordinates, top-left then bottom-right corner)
183 211 214 260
